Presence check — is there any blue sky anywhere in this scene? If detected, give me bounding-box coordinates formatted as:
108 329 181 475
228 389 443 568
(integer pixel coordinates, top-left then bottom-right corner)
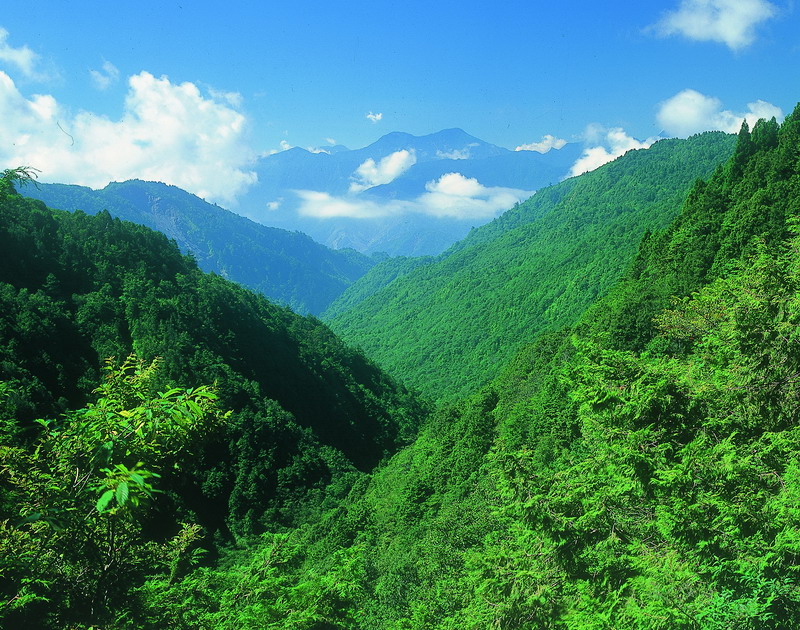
0 0 797 205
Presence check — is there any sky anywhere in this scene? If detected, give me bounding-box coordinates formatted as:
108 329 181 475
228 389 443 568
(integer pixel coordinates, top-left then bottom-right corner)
0 0 797 206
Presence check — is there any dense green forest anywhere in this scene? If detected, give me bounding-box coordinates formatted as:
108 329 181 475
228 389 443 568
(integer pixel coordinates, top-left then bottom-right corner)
3 106 800 629
0 172 425 627
23 179 376 315
324 132 737 400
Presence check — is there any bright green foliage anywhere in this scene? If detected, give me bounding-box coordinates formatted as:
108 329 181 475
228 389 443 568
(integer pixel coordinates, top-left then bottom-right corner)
326 132 736 400
0 356 225 628
159 110 800 629
4 107 800 629
134 529 367 629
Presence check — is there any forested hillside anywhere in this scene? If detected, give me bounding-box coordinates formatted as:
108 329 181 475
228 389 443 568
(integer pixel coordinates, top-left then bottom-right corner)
0 175 425 628
119 110 800 629
326 132 737 400
23 180 376 315
3 106 800 629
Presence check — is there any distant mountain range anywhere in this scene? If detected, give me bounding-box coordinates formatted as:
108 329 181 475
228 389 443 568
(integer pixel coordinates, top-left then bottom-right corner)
235 128 584 256
22 180 376 315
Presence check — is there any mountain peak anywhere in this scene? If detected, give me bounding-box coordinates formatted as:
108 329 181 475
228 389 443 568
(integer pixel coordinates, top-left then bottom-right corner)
364 128 507 162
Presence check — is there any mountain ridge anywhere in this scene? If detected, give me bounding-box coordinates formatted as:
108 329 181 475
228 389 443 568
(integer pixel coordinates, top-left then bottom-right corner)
22 179 376 315
237 127 583 255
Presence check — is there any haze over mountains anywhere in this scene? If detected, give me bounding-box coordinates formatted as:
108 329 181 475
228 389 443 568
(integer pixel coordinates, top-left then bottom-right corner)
235 128 584 256
24 128 587 267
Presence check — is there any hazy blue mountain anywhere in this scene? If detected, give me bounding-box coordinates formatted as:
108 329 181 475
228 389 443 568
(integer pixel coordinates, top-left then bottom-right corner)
22 180 376 315
236 128 584 256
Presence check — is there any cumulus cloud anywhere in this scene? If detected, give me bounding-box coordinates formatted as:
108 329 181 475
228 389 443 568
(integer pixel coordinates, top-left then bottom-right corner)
0 70 257 205
652 0 777 50
298 172 532 220
366 111 383 123
569 126 657 177
418 173 527 219
349 149 416 193
0 27 41 79
515 134 568 153
657 89 783 137
89 60 120 90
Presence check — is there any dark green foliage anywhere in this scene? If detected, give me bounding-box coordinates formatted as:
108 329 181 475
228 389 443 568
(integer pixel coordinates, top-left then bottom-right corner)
326 132 737 400
0 186 425 541
1 357 225 628
24 180 376 314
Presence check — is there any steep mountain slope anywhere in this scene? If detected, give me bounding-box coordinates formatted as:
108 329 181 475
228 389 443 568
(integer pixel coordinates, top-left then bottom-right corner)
237 128 584 255
138 112 800 629
326 132 737 399
22 179 375 315
0 186 425 538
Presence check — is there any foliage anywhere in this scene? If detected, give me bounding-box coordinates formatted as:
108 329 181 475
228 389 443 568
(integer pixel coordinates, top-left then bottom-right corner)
0 166 40 195
0 185 426 545
22 179 376 315
4 106 800 628
0 356 225 628
326 132 736 400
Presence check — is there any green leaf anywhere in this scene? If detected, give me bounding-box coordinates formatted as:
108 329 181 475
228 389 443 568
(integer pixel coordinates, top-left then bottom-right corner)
116 481 129 506
96 489 115 513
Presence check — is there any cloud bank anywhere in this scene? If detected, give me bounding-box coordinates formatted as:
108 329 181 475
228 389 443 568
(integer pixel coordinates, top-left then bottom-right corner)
366 111 383 123
349 149 417 193
516 134 568 153
298 172 532 221
0 70 256 205
657 89 783 137
652 0 777 50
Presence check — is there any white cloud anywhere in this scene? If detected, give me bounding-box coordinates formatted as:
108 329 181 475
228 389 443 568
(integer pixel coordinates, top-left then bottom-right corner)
569 126 657 177
419 173 527 219
298 172 532 220
297 190 390 219
349 149 416 193
0 27 41 79
657 89 783 137
89 60 120 90
0 70 257 205
652 0 777 50
515 134 568 153
366 111 383 123
436 147 473 160
325 137 336 145
207 86 243 108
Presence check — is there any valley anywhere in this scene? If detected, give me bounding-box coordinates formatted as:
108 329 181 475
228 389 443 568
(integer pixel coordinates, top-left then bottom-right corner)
4 111 800 628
